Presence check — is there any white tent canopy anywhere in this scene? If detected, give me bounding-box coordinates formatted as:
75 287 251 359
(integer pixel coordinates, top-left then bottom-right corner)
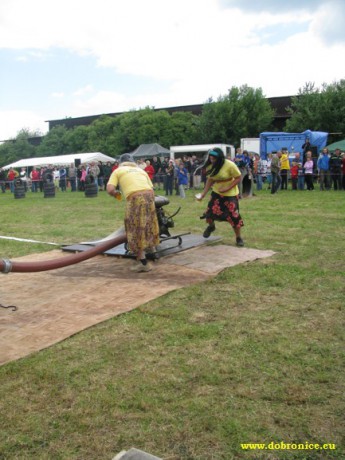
2 152 115 170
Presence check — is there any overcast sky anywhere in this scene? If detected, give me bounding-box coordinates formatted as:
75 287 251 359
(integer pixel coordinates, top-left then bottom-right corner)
1 0 344 140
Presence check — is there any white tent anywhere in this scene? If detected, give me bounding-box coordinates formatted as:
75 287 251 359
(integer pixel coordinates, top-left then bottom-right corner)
2 152 115 170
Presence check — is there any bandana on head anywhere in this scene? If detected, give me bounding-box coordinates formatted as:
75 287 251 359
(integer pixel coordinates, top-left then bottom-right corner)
208 149 219 157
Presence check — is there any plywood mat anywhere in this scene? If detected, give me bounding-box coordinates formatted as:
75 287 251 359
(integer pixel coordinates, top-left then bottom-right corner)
0 245 275 365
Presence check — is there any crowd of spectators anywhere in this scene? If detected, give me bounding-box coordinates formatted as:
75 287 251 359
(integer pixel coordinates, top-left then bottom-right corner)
0 161 117 194
233 147 345 194
133 155 205 197
0 156 201 196
1 148 344 196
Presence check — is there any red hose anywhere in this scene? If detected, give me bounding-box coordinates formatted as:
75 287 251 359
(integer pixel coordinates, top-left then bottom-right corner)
0 233 127 273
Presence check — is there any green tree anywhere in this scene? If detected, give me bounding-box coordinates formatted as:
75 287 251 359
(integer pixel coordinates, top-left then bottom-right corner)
36 125 70 156
64 126 91 153
0 129 38 166
198 85 274 146
163 111 200 146
112 108 168 153
285 80 345 143
88 115 120 156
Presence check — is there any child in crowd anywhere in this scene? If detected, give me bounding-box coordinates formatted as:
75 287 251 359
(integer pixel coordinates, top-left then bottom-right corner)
304 152 314 191
177 163 188 198
290 161 299 190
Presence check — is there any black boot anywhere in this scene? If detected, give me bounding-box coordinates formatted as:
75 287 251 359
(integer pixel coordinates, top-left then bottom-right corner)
236 236 244 247
203 222 216 238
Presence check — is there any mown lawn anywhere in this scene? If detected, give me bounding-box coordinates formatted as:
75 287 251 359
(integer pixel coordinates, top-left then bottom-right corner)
0 186 344 460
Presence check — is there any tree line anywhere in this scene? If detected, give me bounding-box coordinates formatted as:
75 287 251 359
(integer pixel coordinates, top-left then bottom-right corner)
1 81 344 167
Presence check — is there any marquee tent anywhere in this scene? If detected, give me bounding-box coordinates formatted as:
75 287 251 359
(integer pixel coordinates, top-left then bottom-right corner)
326 139 345 152
260 130 328 159
2 152 115 170
131 143 170 158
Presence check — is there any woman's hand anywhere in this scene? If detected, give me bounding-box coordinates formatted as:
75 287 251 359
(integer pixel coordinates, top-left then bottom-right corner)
114 190 122 201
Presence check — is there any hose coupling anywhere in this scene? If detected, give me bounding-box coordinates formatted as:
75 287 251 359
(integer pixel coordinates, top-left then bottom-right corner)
1 259 13 274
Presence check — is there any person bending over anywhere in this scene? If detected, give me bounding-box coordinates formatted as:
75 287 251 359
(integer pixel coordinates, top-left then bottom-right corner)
107 154 160 272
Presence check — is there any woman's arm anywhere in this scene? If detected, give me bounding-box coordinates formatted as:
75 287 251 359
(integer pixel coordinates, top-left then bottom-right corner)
218 176 241 193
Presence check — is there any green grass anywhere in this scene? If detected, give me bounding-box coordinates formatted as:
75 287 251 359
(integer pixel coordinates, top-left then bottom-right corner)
0 187 344 460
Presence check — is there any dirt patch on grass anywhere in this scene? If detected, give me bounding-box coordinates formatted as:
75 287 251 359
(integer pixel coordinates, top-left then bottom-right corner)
0 245 275 365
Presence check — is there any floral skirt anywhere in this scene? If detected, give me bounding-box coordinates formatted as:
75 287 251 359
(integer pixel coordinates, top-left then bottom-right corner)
204 192 244 228
125 192 160 255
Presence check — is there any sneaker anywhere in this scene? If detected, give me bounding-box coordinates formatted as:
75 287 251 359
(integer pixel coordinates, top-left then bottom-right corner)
203 223 216 238
130 262 153 273
236 237 244 247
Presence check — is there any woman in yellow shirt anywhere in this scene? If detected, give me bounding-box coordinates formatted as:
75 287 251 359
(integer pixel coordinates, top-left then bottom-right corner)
280 149 290 190
197 148 245 247
107 154 160 272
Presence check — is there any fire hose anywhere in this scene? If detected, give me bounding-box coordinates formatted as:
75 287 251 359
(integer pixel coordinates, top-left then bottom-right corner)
0 196 181 275
0 232 127 274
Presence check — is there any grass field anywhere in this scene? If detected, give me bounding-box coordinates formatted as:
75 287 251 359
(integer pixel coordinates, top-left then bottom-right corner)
0 186 344 460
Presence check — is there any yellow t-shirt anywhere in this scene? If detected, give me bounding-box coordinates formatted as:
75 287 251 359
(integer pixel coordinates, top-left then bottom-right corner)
108 163 153 199
280 153 290 170
208 159 241 197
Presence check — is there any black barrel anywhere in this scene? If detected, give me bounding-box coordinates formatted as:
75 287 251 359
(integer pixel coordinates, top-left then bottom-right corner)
84 174 98 198
14 179 26 199
43 172 55 198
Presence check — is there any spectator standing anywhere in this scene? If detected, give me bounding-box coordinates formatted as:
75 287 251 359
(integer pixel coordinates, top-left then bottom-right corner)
30 167 40 192
7 168 19 193
160 157 169 192
293 152 305 190
112 160 119 172
59 166 67 191
302 138 312 156
68 163 77 191
151 156 162 189
0 167 6 192
177 163 188 198
317 148 330 191
253 153 263 191
88 162 100 191
265 153 272 190
243 150 252 170
290 162 299 190
165 160 175 196
53 167 60 191
271 151 282 194
329 148 342 191
103 162 113 188
192 156 202 189
183 156 192 189
342 153 345 190
79 166 87 191
39 167 45 192
304 151 314 191
98 162 105 190
174 158 181 195
19 168 28 192
280 149 290 190
144 160 155 181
